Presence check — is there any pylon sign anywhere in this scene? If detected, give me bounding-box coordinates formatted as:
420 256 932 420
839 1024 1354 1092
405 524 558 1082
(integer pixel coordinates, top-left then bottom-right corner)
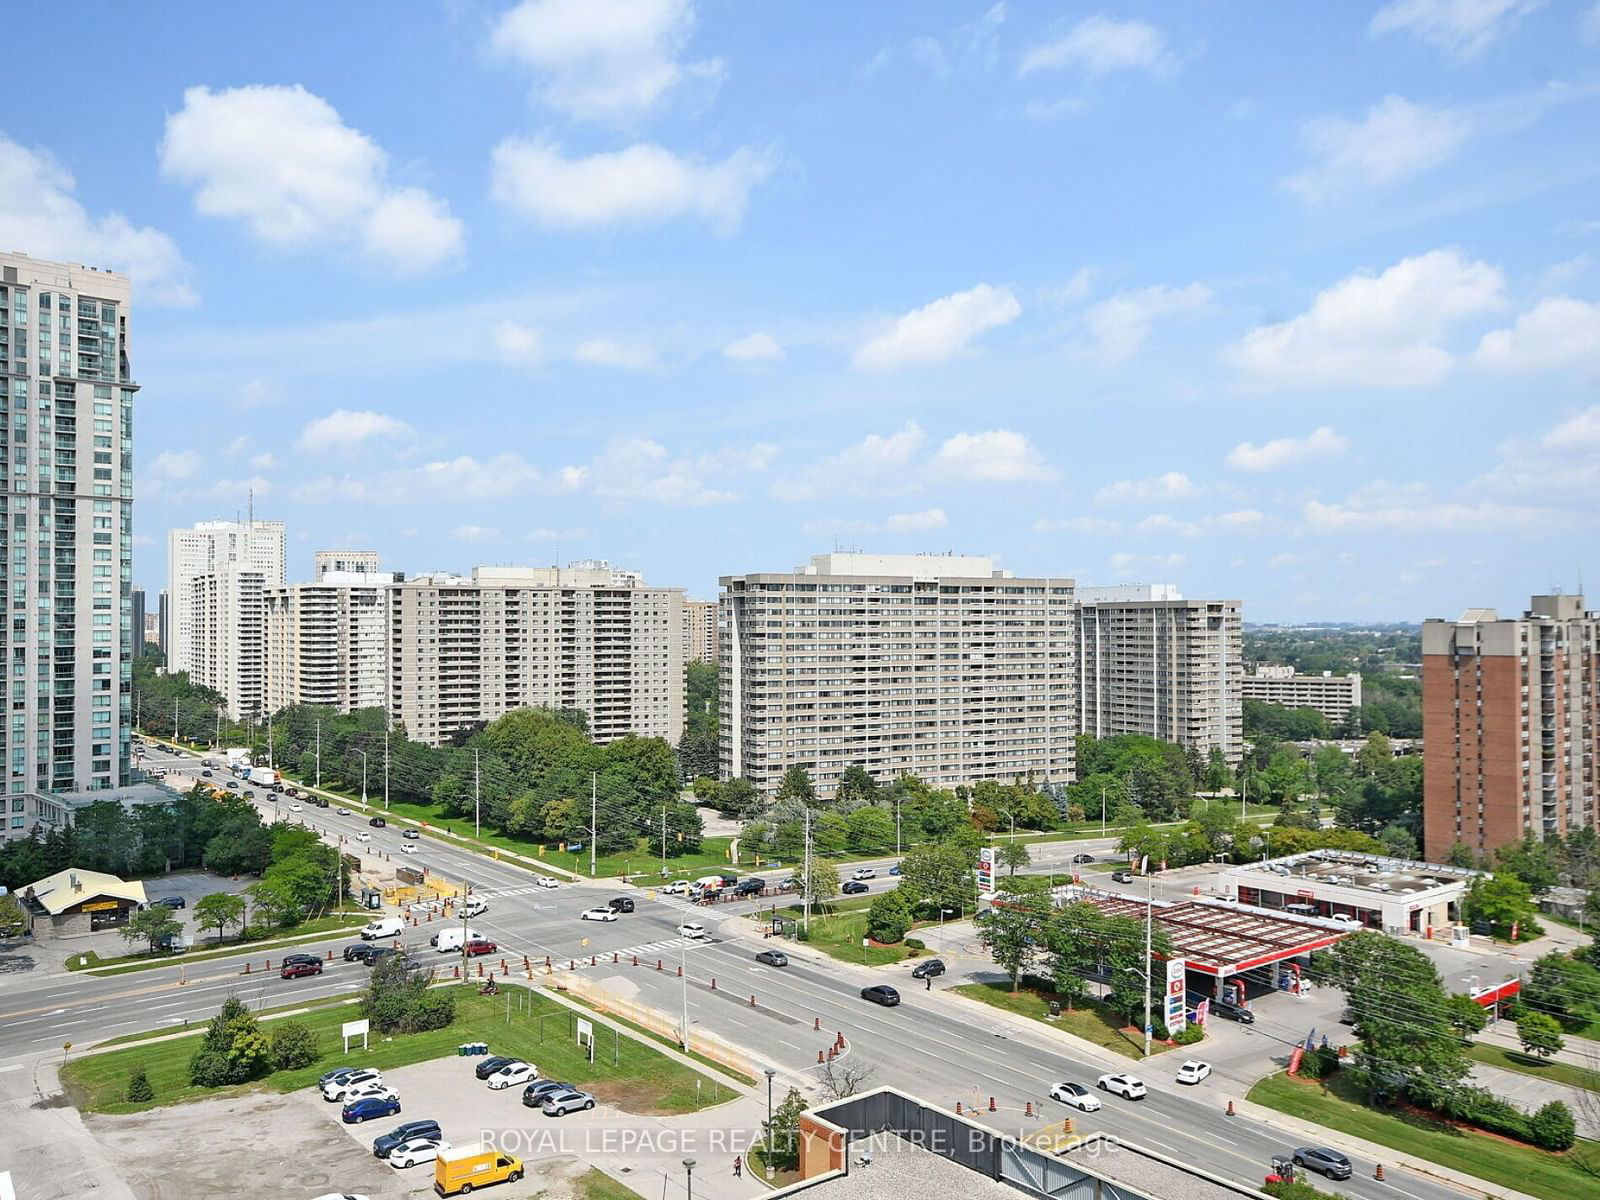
1164 959 1187 1033
977 847 996 893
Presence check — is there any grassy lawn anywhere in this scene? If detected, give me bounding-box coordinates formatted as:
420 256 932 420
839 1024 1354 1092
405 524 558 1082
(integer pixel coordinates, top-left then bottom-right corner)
1468 1042 1600 1092
1247 1071 1600 1200
92 994 363 1049
952 980 1177 1059
558 1169 646 1200
62 983 718 1118
746 1147 801 1190
556 990 757 1087
67 912 370 974
759 898 943 967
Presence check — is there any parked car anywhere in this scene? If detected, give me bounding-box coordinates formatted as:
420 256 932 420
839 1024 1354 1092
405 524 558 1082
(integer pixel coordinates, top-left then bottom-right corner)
1048 1082 1101 1111
280 955 324 979
910 958 946 980
755 949 789 967
1292 1148 1353 1181
153 896 186 909
861 985 901 1007
1213 1000 1256 1024
369 816 386 827
852 867 876 880
320 1066 368 1089
341 1081 399 1105
474 1056 519 1081
486 1061 539 1090
342 1095 402 1124
521 1079 575 1107
388 1137 450 1169
580 907 618 922
541 1087 596 1116
677 922 707 939
607 897 635 913
322 1069 384 1101
374 1119 442 1158
1328 913 1362 930
1110 870 1135 884
464 938 498 957
1096 1073 1147 1100
1175 1060 1212 1085
841 880 869 895
1071 853 1095 864
402 828 420 840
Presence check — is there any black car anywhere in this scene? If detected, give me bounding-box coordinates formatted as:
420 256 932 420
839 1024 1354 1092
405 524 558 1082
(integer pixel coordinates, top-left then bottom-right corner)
521 1079 574 1107
1071 853 1095 864
374 1118 442 1158
474 1055 517 1081
282 952 322 967
1111 870 1135 884
910 958 946 980
152 896 186 910
754 949 789 967
861 985 901 1007
1212 1000 1255 1024
607 897 635 913
369 816 387 828
343 943 397 965
1292 1148 1353 1181
841 880 869 895
734 878 764 897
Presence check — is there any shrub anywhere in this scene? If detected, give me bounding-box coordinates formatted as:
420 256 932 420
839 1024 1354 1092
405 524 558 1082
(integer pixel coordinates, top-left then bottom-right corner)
125 1066 153 1103
1297 1046 1340 1080
402 989 456 1034
904 937 926 951
1264 1179 1336 1200
237 924 271 943
1173 1023 1205 1045
1440 1086 1532 1142
866 890 913 944
269 1020 322 1071
1529 1101 1576 1151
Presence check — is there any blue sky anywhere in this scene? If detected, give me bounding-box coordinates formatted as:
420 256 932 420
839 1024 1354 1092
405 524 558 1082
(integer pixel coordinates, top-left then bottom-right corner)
6 1 1599 621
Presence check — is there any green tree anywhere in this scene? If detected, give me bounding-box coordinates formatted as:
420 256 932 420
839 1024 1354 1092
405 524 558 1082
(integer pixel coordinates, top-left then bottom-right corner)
269 1020 322 1070
119 906 182 955
1377 825 1419 860
1444 992 1488 1038
776 765 816 808
363 953 457 1034
865 888 914 944
1528 1100 1577 1152
193 892 247 942
1202 748 1233 793
188 997 269 1087
245 876 299 929
1044 901 1102 1010
125 1065 154 1103
799 859 840 914
998 840 1032 875
1495 837 1560 895
1517 1011 1565 1059
834 764 878 808
0 893 27 937
898 842 977 918
1526 951 1600 1027
1465 873 1541 940
719 777 762 820
762 1087 809 1172
977 884 1051 991
844 806 894 854
1444 842 1478 869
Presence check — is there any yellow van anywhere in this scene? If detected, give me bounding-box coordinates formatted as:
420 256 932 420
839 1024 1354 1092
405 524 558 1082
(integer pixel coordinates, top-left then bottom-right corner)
434 1142 523 1195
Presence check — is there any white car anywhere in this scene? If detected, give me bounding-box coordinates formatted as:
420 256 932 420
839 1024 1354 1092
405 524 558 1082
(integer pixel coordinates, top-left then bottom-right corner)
341 1081 398 1104
486 1061 539 1089
1175 1060 1212 1085
676 922 708 939
534 875 560 889
336 807 352 816
852 867 876 880
399 844 417 855
1048 1082 1101 1111
289 803 303 812
388 1137 450 1169
580 907 618 922
1096 1073 1148 1100
355 831 372 842
321 1070 385 1102
661 880 691 895
1328 913 1362 930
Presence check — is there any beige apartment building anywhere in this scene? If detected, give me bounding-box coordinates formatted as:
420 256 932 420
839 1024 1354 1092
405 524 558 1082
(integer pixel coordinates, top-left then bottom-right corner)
187 564 268 720
389 565 683 747
683 599 718 662
264 569 397 714
166 518 284 678
1241 664 1363 725
719 554 1079 796
1422 594 1600 860
1076 585 1243 762
313 549 381 580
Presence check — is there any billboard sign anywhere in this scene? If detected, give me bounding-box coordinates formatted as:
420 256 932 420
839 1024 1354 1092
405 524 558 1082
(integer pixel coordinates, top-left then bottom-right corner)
1164 958 1187 1034
977 847 996 893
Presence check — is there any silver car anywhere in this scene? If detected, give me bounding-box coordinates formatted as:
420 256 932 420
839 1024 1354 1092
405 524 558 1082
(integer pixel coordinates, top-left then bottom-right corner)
541 1087 597 1116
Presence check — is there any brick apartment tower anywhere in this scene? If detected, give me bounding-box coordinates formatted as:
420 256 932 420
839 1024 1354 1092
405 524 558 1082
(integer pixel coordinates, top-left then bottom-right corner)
1422 594 1600 861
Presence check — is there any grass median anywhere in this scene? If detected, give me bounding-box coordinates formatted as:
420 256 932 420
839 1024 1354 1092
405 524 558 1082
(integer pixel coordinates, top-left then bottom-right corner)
1467 1042 1600 1093
62 983 720 1118
757 898 931 967
951 980 1175 1059
68 913 370 974
1247 1071 1600 1200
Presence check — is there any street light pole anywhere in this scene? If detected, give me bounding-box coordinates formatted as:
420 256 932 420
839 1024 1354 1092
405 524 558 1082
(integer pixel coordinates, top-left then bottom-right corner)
1143 863 1154 1059
763 1067 777 1180
358 749 368 806
383 727 390 811
314 718 321 789
683 1159 696 1200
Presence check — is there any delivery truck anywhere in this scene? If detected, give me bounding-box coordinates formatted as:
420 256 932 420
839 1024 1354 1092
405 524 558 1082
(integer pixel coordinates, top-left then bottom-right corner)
434 1143 523 1196
246 766 280 787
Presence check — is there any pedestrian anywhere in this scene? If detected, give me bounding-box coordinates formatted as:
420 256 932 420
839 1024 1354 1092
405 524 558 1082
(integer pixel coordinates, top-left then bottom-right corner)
733 1155 742 1178
925 973 932 991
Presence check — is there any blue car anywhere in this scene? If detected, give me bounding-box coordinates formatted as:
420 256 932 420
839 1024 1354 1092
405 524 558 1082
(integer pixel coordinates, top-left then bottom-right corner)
342 1095 402 1124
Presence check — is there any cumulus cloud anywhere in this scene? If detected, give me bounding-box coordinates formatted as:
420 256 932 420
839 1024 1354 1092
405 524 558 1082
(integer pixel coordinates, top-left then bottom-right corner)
1020 16 1175 77
1225 427 1351 471
491 138 772 233
1033 515 1120 535
1303 493 1550 533
1284 95 1473 202
1474 297 1600 372
587 437 776 506
930 430 1057 483
150 449 202 481
722 331 784 362
249 452 280 471
1109 551 1186 576
1225 249 1505 389
804 508 950 536
487 0 722 124
1075 282 1210 364
853 284 1021 371
297 409 416 455
1473 406 1600 501
493 320 545 369
525 527 590 542
1370 0 1544 60
451 524 502 544
160 85 462 273
574 338 659 371
1094 472 1200 506
774 422 1054 500
0 134 195 305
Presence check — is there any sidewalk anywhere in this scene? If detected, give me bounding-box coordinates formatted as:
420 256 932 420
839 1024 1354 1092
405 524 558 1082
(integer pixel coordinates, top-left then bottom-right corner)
1478 1023 1600 1069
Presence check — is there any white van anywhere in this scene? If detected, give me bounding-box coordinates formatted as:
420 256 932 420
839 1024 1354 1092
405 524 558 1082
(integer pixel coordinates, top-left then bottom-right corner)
361 915 404 941
431 926 482 953
461 896 488 918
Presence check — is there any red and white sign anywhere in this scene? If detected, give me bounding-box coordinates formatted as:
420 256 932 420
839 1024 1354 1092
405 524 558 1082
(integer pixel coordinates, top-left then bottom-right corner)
1297 888 1317 900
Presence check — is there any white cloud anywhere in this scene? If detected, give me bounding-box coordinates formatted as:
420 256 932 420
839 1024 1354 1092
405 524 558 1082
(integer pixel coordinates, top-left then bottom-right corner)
930 430 1056 483
249 452 280 471
493 320 545 369
490 138 772 233
195 475 274 504
773 422 928 501
1371 0 1544 60
587 437 775 506
1268 552 1308 569
1226 427 1351 472
1039 267 1097 307
1474 297 1600 372
1473 406 1600 501
525 527 590 542
0 134 195 305
805 508 950 536
160 85 462 273
1075 282 1209 364
294 451 560 506
487 0 721 124
853 283 1021 371
1094 472 1200 506
1285 96 1472 202
1033 515 1120 535
1135 513 1199 537
1225 249 1505 389
574 338 659 371
150 449 202 481
1020 16 1174 77
1133 509 1268 538
297 409 416 455
900 3 1008 77
722 331 784 362
451 525 501 544
1304 495 1551 533
1539 254 1590 293
1109 551 1186 576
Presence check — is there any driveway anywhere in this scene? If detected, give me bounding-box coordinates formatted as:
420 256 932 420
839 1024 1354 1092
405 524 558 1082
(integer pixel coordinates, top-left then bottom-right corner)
1469 1060 1600 1139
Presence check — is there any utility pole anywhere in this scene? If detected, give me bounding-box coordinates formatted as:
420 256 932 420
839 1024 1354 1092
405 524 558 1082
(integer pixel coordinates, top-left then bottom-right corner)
1241 772 1247 821
1102 784 1107 837
267 709 273 768
315 718 321 789
802 807 812 935
460 875 471 985
894 796 901 855
679 934 690 1049
214 707 221 748
473 749 481 840
383 727 390 811
173 696 180 743
590 772 597 877
661 808 668 875
1142 860 1154 1059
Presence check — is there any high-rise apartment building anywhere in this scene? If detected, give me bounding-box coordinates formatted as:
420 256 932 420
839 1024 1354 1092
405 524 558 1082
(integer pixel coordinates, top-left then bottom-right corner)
1241 664 1362 726
0 252 137 794
720 554 1078 796
1421 594 1599 860
265 570 396 713
389 564 683 747
187 564 267 719
166 518 284 677
314 549 381 580
682 599 718 662
1076 585 1243 762
131 587 146 654
156 588 169 657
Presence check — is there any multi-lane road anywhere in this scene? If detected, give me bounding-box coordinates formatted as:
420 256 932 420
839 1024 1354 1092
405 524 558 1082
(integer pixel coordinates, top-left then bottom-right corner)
0 744 1483 1200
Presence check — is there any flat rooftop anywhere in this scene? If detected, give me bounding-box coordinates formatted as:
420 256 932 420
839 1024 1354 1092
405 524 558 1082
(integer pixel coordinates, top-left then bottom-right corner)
797 1133 1022 1200
1230 850 1479 898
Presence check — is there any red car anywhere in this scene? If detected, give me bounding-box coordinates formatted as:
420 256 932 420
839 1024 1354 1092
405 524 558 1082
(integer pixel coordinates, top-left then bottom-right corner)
464 938 498 957
280 955 324 979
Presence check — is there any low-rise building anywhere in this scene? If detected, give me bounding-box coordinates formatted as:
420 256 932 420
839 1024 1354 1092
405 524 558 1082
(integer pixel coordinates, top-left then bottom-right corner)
1219 849 1482 936
1241 664 1362 725
0 782 176 843
16 867 147 938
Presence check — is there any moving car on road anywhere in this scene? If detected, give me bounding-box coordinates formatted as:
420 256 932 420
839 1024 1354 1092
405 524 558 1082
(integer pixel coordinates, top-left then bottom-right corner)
852 867 876 880
464 938 498 957
336 807 351 815
755 949 789 967
403 828 421 840
540 1087 596 1116
661 880 690 895
1110 870 1134 884
607 897 635 913
1048 1082 1101 1111
355 831 372 842
373 1119 441 1157
399 843 417 854
485 1061 538 1090
388 1137 450 1169
910 958 945 980
1071 853 1095 864
677 922 707 938
280 953 324 979
1096 1073 1147 1100
861 984 901 1007
734 878 764 897
1175 1060 1212 1085
360 915 404 940
580 907 618 922
533 874 558 888
841 880 868 895
1292 1148 1353 1180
